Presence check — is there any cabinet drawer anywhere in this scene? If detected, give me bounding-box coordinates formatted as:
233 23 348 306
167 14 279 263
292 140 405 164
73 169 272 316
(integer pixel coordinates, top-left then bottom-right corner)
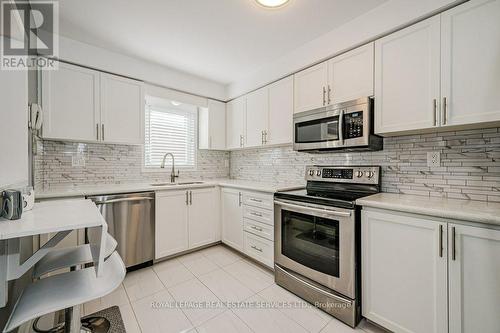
243 205 273 226
244 219 274 241
244 232 274 268
242 192 273 210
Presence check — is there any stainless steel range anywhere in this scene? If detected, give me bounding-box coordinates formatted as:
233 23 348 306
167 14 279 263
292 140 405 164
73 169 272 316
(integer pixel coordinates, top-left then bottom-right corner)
274 165 381 327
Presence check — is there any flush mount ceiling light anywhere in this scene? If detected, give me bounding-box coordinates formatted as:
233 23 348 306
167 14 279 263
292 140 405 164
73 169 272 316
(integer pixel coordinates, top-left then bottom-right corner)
255 0 290 8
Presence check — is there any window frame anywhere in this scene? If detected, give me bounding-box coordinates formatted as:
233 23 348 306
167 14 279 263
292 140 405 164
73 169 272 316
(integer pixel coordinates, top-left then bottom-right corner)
142 102 198 173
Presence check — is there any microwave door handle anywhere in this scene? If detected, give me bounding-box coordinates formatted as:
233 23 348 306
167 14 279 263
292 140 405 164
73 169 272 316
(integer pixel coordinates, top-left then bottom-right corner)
338 109 345 145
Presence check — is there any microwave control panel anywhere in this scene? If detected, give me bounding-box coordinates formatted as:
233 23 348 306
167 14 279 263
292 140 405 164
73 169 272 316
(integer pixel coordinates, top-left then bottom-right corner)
344 112 364 139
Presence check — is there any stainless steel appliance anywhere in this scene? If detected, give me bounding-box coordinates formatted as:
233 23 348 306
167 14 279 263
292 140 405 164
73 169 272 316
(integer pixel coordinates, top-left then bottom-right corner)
293 97 382 152
88 192 155 268
274 166 381 327
1 190 23 220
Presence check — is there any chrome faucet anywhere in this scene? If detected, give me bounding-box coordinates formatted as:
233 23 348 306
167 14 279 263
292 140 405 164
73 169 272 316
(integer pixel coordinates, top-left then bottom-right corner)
161 153 179 183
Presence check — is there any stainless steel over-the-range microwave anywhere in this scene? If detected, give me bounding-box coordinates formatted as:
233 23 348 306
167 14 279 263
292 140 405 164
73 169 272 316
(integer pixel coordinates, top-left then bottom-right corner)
293 97 382 152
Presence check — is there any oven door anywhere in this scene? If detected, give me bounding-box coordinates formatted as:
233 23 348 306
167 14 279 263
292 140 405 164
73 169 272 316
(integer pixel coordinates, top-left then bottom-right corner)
293 108 342 151
274 199 356 298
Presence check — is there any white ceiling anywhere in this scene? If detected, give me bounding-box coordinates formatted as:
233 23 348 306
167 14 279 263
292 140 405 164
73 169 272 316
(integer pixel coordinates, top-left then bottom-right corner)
56 0 387 85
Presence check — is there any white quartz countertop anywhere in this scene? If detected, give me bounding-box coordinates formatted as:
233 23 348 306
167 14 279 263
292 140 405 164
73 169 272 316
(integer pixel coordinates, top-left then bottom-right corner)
356 193 500 226
0 199 105 240
36 179 305 200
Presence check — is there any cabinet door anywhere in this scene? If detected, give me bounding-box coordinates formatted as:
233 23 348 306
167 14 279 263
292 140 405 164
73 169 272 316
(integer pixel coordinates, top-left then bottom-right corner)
374 17 441 135
199 100 226 150
441 0 500 127
328 43 374 104
449 223 500 333
293 61 328 113
221 188 244 251
188 188 217 249
0 59 28 187
100 73 145 144
42 62 100 142
246 87 269 148
362 209 447 333
226 96 246 149
268 76 293 145
155 190 189 259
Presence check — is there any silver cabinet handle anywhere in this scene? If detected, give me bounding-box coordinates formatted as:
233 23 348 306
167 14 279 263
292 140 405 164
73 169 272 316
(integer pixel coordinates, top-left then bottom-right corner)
250 225 263 232
185 191 189 205
327 85 331 104
451 226 456 261
240 135 244 147
439 224 443 257
251 245 263 252
275 200 351 217
261 131 265 145
443 97 448 125
250 212 263 217
94 197 153 205
238 192 242 206
433 99 438 126
250 198 262 203
189 191 192 205
101 124 105 141
96 124 100 140
322 86 326 106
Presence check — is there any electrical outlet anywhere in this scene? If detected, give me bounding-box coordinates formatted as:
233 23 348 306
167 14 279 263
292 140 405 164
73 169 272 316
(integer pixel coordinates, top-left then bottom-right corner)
72 154 86 167
427 152 441 168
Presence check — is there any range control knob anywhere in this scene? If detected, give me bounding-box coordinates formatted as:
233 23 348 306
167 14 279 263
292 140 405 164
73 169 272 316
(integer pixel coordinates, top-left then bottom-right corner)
356 171 364 178
365 171 375 179
309 169 315 176
316 170 322 176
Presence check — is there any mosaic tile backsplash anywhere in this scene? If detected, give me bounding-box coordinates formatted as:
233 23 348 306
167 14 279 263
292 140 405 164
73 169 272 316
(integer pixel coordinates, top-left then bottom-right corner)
36 127 500 202
34 140 230 190
230 128 500 202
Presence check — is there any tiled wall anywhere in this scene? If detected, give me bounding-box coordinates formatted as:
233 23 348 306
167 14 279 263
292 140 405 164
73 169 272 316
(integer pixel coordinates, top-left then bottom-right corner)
34 140 230 190
230 128 500 202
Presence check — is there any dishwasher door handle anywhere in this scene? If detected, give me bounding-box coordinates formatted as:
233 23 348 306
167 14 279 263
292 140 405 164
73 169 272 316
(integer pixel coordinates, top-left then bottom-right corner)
94 197 154 205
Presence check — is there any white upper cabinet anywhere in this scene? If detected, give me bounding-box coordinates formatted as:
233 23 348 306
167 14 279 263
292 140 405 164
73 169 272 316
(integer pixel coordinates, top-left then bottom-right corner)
0 55 28 188
294 62 329 113
199 99 226 150
268 76 294 145
374 17 441 135
100 73 145 145
245 87 269 148
448 223 500 333
42 62 100 142
226 96 247 149
328 43 374 104
42 61 145 144
440 0 500 127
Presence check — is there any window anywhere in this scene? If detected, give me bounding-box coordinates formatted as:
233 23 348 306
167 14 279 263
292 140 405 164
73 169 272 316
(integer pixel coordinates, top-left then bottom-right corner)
144 101 197 170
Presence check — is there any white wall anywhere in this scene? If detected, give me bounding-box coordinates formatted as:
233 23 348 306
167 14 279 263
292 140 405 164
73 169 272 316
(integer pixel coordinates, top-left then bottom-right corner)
58 35 226 101
0 39 29 189
226 0 464 99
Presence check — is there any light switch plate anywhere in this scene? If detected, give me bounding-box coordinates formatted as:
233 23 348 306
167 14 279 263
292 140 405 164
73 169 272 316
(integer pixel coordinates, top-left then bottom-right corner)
427 152 441 168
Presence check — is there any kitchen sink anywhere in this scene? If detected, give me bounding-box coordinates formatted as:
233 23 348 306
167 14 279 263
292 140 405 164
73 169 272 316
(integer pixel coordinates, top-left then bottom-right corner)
150 181 204 186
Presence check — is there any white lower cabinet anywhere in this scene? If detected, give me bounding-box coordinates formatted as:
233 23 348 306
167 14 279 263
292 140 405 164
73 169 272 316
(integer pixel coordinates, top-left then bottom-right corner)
155 187 217 259
448 223 500 333
362 208 500 333
155 190 189 258
221 187 244 251
221 187 274 268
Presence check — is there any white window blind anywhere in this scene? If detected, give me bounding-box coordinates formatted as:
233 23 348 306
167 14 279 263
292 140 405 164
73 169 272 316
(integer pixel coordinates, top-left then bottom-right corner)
144 104 197 169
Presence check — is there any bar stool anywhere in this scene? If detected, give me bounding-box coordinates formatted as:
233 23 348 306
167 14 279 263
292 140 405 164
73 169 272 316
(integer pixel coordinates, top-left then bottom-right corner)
2 234 125 333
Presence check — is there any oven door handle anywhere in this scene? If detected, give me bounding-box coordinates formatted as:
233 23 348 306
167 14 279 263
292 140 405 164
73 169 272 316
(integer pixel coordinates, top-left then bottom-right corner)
274 200 352 217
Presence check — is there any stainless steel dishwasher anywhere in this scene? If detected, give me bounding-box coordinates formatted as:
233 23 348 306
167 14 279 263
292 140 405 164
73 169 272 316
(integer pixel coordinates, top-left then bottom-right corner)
88 192 155 268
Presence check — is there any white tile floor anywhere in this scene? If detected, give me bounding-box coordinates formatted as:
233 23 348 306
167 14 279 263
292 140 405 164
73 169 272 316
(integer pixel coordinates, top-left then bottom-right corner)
83 245 388 333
